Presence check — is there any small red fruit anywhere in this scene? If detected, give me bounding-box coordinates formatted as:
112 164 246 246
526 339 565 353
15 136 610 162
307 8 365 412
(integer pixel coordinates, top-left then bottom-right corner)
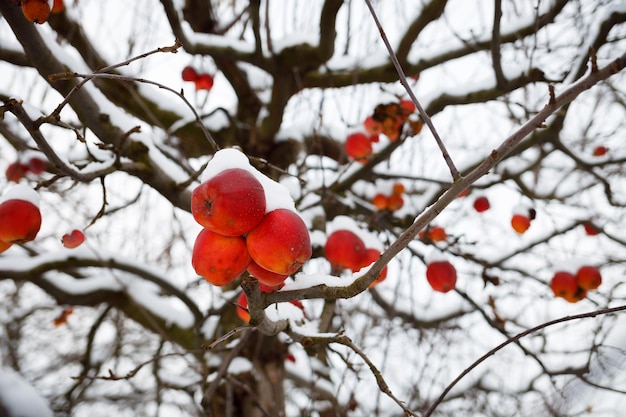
0 199 42 244
192 229 251 286
372 194 388 210
473 196 490 213
399 99 416 114
392 182 405 195
583 221 600 236
21 0 50 24
592 146 608 156
0 240 12 254
195 73 214 91
62 229 85 249
5 162 28 183
246 209 312 275
387 194 404 211
324 230 366 272
345 132 373 162
511 214 531 234
27 157 46 175
363 116 382 135
51 0 64 13
182 66 198 82
576 265 602 291
550 271 584 302
420 226 447 242
236 292 250 323
426 260 457 293
247 259 289 287
191 168 266 236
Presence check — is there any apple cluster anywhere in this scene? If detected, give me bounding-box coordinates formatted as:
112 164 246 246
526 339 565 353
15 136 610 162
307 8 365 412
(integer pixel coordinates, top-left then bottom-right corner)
181 66 214 91
419 225 447 243
344 98 423 162
324 229 387 288
364 99 421 142
0 185 42 254
550 265 602 303
372 182 405 212
191 165 312 289
18 0 64 24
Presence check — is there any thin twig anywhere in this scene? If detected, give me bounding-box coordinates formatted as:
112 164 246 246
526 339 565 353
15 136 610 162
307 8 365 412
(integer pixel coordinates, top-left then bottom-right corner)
424 304 626 417
47 40 218 152
298 333 419 417
363 0 461 180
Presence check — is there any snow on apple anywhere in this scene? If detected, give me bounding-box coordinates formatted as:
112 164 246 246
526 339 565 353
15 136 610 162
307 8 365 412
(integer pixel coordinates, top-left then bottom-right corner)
200 148 296 213
0 185 42 244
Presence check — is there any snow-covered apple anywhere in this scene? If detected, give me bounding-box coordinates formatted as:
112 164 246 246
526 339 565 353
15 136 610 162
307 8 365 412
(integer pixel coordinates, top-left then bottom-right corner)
0 186 42 244
192 228 251 286
246 209 311 275
191 168 266 236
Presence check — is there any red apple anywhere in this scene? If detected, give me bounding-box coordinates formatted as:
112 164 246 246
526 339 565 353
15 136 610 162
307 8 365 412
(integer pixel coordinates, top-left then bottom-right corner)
426 260 457 293
360 248 388 288
62 229 85 249
192 229 251 286
0 240 12 254
392 182 405 195
236 292 250 323
511 214 531 234
550 271 584 302
51 0 64 13
399 99 416 114
21 0 50 24
182 66 198 82
592 145 608 156
27 157 46 175
247 259 289 287
583 221 600 236
576 265 602 290
345 132 373 162
473 196 490 213
420 226 447 243
387 194 404 211
6 162 28 183
363 116 382 135
324 230 366 272
0 199 42 244
372 193 388 210
195 73 214 91
191 168 266 236
246 209 311 275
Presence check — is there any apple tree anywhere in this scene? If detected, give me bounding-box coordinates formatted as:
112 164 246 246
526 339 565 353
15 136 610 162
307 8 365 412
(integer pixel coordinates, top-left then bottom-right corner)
0 0 625 416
